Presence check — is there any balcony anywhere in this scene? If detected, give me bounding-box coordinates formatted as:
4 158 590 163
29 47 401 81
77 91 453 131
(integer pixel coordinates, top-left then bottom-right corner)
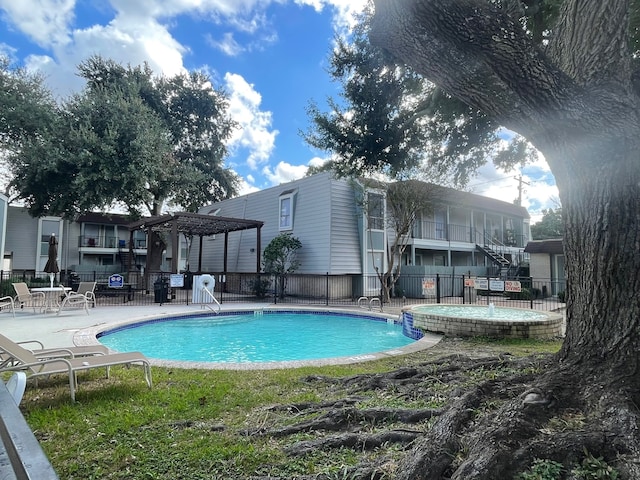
79 236 147 249
411 221 527 248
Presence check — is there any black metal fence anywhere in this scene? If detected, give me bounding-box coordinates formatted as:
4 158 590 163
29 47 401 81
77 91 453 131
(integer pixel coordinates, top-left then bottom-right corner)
0 270 566 311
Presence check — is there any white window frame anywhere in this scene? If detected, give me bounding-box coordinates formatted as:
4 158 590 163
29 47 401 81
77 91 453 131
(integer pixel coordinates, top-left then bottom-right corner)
279 192 295 231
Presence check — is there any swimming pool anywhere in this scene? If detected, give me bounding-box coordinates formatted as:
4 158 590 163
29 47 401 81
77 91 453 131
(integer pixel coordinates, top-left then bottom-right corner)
95 309 430 368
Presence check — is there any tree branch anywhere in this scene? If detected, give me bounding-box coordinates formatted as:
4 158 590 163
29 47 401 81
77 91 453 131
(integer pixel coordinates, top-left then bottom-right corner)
547 0 632 88
370 0 575 136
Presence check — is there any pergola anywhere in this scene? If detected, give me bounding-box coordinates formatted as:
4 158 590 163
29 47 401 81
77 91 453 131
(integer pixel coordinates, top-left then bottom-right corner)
128 212 264 273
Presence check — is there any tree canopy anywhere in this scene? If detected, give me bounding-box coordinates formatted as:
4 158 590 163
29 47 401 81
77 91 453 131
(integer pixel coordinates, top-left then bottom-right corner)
530 207 563 239
303 5 537 185
2 55 239 217
0 58 58 194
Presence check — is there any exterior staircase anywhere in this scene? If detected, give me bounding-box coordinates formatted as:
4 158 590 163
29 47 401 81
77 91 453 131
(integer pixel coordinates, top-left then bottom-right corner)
476 244 513 277
118 244 135 270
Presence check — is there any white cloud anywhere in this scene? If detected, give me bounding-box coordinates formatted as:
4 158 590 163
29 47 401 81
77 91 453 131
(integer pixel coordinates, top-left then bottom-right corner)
469 158 559 224
207 32 244 56
224 72 278 170
237 177 260 196
0 0 74 47
262 161 309 185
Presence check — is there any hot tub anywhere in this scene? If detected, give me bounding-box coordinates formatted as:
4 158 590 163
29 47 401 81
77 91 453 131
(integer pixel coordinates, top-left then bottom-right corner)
402 304 564 339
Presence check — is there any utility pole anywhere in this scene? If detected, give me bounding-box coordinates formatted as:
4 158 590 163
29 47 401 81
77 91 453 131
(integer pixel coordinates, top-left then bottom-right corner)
515 175 530 206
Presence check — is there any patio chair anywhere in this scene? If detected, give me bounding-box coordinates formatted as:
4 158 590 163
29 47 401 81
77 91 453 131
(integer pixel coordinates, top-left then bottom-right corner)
57 282 96 315
0 335 109 370
0 333 109 369
12 283 45 312
0 295 15 318
5 372 26 405
76 281 97 308
0 334 152 402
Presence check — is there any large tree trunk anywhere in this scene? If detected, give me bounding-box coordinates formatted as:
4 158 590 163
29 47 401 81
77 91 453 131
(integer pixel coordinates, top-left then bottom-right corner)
368 0 640 477
370 0 640 368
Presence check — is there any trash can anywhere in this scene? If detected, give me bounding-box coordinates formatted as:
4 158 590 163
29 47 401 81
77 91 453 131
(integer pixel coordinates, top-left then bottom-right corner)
154 278 170 303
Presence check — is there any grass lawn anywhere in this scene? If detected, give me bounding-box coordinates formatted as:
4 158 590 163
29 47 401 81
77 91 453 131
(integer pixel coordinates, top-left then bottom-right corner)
18 336 561 479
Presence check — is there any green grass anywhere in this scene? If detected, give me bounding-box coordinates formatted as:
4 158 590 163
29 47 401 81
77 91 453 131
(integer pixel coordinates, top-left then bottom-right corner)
20 337 562 479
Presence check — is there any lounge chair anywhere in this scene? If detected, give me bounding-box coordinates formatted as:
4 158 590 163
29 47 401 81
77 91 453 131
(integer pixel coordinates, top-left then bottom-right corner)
76 281 97 308
0 334 152 402
0 336 109 365
57 282 95 315
5 372 26 405
0 295 15 318
12 283 45 312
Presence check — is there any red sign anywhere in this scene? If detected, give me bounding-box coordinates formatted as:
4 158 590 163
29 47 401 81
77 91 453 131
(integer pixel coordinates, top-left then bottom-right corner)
505 281 522 292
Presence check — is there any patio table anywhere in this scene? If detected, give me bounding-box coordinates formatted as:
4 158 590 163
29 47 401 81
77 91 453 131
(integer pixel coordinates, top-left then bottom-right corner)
31 287 72 312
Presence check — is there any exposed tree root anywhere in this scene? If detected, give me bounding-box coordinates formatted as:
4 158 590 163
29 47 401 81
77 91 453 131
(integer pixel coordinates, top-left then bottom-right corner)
241 350 640 479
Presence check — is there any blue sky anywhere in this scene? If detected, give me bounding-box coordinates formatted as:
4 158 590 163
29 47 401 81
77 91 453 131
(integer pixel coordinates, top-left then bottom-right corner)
0 0 558 221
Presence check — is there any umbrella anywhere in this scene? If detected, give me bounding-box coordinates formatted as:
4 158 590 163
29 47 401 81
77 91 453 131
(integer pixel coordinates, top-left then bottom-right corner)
43 234 59 287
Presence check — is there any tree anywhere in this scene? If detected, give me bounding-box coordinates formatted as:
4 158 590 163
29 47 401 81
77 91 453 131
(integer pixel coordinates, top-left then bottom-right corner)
303 7 536 307
369 1 640 478
6 56 239 217
0 57 58 194
360 179 440 302
302 6 536 184
262 233 302 299
531 208 564 239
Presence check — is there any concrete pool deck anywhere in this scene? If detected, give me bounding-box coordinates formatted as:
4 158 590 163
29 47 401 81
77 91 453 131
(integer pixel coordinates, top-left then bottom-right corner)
1 303 443 370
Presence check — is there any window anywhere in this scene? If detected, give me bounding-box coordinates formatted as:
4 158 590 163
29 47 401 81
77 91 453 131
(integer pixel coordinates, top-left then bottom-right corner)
40 219 60 255
279 190 295 230
367 193 385 230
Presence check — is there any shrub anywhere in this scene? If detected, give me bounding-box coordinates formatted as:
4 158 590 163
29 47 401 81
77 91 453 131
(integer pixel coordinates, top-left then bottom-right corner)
506 287 532 301
557 291 566 303
517 458 564 480
251 277 271 299
571 449 619 479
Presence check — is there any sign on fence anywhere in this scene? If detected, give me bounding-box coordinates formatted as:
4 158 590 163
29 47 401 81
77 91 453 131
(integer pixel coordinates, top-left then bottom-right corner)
489 279 505 292
108 273 124 288
475 278 488 290
464 277 476 288
422 277 436 296
505 280 522 292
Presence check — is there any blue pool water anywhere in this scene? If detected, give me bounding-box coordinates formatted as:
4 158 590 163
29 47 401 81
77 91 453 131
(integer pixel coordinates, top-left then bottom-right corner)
98 311 415 363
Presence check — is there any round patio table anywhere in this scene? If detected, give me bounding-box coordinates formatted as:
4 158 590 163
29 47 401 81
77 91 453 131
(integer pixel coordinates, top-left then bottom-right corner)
31 287 72 312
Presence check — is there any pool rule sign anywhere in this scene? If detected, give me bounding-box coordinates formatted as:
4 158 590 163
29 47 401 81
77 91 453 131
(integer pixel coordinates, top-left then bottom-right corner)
474 278 522 292
505 280 522 293
108 274 124 288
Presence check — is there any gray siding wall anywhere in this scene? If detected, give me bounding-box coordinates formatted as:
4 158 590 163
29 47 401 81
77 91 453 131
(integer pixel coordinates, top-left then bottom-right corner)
6 207 38 271
328 180 361 274
196 172 363 274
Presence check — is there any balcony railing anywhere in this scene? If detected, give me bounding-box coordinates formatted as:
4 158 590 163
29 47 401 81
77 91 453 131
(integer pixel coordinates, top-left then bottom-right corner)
412 221 527 248
79 236 147 249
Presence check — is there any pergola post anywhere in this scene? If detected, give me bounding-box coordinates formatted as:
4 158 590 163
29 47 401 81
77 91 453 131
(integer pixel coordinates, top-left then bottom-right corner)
256 225 262 272
171 219 179 273
223 232 229 273
198 234 203 273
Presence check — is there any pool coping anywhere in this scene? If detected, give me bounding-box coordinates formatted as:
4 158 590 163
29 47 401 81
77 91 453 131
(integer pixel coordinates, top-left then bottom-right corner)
74 306 442 370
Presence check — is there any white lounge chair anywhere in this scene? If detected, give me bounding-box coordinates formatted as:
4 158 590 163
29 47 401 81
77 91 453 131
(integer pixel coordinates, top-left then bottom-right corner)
0 334 152 402
57 282 97 315
76 281 97 308
0 295 15 318
5 372 26 405
0 336 109 366
12 283 45 312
